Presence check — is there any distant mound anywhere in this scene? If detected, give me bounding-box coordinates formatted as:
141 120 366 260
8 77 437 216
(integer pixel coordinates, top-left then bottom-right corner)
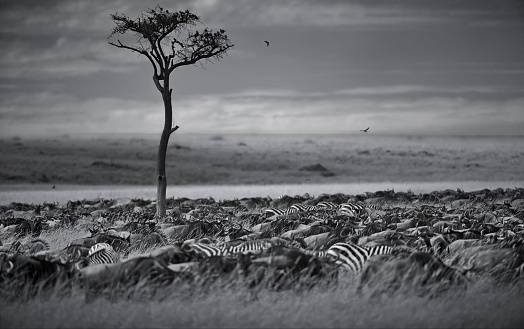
299 163 335 177
171 144 191 150
90 161 129 169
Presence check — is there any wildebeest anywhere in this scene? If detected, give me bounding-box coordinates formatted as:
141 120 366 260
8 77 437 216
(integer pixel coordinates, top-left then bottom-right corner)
358 251 469 298
451 245 524 282
69 233 130 253
149 244 189 265
0 253 73 289
78 256 177 291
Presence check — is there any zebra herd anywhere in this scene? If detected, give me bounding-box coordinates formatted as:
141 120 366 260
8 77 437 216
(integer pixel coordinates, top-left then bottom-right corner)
2 188 524 300
264 201 379 218
81 236 394 278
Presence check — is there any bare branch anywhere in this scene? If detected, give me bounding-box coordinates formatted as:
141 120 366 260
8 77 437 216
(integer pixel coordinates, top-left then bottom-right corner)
169 125 180 136
108 39 161 80
153 74 164 93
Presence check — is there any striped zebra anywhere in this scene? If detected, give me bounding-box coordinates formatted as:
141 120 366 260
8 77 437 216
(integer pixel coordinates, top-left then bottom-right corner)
87 243 120 266
316 201 339 210
185 243 224 258
290 204 317 212
365 204 381 210
264 207 298 217
327 242 393 274
222 239 273 256
303 249 329 259
339 203 367 217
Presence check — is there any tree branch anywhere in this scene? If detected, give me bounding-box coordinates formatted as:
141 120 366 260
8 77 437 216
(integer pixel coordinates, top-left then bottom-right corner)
153 75 164 93
108 39 161 79
169 44 233 73
169 125 180 136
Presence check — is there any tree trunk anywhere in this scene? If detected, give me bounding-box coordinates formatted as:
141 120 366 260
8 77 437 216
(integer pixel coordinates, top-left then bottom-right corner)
156 78 173 216
156 128 169 216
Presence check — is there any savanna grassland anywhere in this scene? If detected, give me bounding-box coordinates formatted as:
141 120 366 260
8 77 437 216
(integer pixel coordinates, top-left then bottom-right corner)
1 187 524 328
1 133 523 187
1 133 524 328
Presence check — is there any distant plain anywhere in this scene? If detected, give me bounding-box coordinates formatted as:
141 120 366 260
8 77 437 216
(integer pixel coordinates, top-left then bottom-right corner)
1 133 523 204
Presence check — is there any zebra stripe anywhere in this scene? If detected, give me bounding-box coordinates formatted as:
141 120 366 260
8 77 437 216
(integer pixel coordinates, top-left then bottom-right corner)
309 250 329 258
223 239 273 256
316 201 338 210
327 242 392 274
87 243 119 265
290 204 317 212
264 207 298 217
187 243 224 258
365 204 381 211
339 203 367 217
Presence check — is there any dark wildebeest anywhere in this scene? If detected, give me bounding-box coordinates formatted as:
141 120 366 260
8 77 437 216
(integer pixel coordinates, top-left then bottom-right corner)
78 256 177 291
358 251 468 298
0 253 73 290
69 233 130 253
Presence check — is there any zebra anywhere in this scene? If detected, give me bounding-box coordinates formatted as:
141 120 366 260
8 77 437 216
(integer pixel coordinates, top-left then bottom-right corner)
184 242 224 258
87 243 120 266
290 204 317 212
327 242 393 274
302 249 330 259
339 203 367 217
316 201 339 210
364 204 382 211
264 207 298 217
222 239 274 256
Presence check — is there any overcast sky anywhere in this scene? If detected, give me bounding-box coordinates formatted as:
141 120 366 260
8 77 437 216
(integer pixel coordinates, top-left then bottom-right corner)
1 0 523 137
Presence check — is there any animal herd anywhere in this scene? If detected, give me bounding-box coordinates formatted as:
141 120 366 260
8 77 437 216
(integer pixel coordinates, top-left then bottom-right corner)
1 187 523 300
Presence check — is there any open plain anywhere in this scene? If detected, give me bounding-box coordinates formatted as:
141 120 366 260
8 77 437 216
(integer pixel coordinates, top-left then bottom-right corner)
1 133 523 201
1 133 523 328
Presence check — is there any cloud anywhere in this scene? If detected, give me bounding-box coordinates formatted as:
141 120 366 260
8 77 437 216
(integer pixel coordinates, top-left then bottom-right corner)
1 1 523 137
183 0 524 29
0 36 143 79
1 86 523 136
166 89 524 135
0 92 160 135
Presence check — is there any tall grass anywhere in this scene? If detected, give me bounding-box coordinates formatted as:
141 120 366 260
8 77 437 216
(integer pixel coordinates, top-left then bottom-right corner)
2 278 523 328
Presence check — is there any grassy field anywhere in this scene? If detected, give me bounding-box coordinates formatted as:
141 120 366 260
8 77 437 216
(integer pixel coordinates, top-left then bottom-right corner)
1 133 523 328
3 279 523 328
1 188 524 328
1 133 523 186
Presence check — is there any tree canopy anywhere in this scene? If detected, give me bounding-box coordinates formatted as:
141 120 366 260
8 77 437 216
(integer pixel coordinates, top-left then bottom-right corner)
108 5 233 90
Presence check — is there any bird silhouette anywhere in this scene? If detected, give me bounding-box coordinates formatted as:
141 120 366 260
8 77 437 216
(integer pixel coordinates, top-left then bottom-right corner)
360 127 370 132
52 185 55 189
264 41 269 47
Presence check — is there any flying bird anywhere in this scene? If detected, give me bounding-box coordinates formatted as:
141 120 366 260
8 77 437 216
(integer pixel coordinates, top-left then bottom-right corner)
52 185 56 189
264 41 269 47
360 127 370 132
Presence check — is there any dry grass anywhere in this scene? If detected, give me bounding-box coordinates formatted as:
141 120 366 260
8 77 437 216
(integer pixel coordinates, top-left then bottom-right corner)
2 276 523 328
1 133 523 328
1 193 524 328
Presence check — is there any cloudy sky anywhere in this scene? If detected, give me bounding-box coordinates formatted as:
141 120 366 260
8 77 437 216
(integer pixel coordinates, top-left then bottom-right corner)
1 0 523 136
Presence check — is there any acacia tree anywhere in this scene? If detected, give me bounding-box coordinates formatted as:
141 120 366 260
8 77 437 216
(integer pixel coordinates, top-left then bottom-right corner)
108 5 233 216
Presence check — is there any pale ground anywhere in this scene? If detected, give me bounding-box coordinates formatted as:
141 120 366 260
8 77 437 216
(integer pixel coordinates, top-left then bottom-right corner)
1 181 524 206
